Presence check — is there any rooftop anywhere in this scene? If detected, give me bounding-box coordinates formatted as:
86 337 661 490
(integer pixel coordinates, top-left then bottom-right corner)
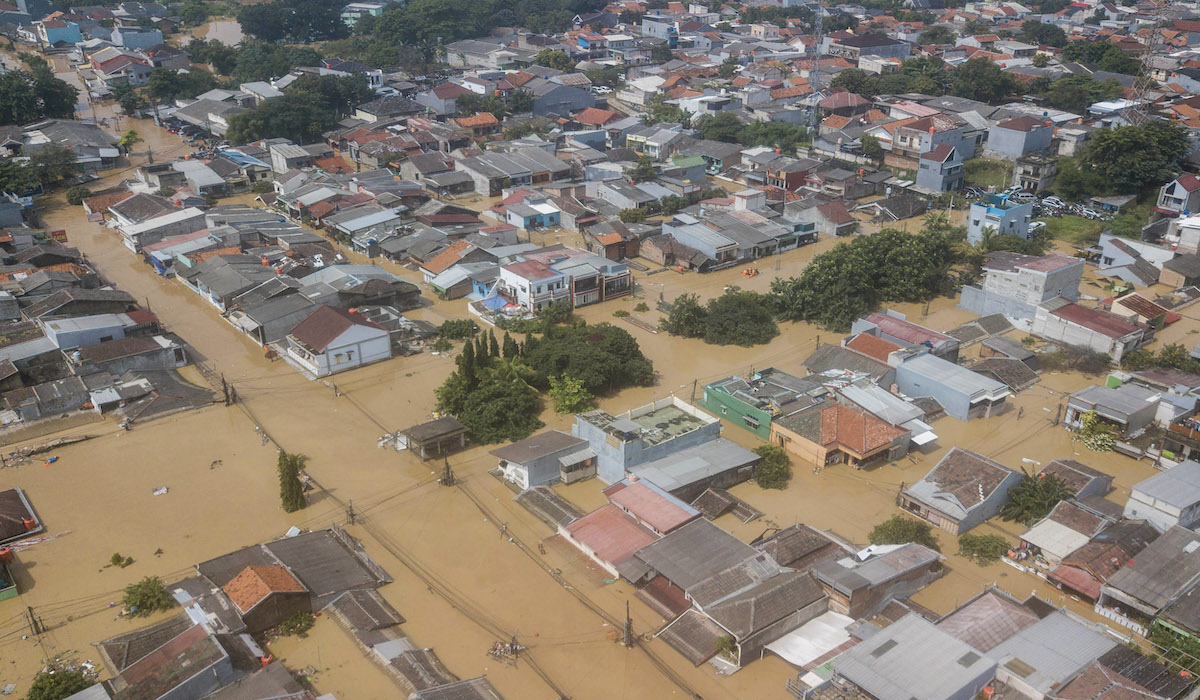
604 478 698 534
222 564 306 613
565 503 659 567
904 447 1016 520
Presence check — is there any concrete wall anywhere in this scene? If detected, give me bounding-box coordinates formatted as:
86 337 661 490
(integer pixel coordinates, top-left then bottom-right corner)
958 285 1041 324
1032 307 1144 362
966 200 1034 245
894 363 972 421
1124 490 1200 532
987 124 1052 158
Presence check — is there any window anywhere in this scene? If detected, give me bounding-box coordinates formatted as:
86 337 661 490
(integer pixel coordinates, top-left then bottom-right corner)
720 406 727 415
743 415 759 428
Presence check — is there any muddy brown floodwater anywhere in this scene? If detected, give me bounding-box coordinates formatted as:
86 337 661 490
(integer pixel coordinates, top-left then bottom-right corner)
0 100 1182 700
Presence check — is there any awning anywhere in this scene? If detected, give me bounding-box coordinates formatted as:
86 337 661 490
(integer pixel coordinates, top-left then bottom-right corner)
559 448 596 467
764 611 855 668
1048 565 1101 600
911 430 938 446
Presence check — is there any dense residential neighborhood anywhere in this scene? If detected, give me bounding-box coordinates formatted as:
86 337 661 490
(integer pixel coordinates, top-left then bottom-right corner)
6 0 1200 698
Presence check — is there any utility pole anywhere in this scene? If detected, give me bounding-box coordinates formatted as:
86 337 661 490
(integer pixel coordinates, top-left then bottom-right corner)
221 374 229 406
623 601 633 648
1053 402 1063 426
346 500 356 525
440 458 455 486
689 378 697 403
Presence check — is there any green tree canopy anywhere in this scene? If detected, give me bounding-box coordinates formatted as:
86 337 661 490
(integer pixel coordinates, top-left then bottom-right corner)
999 470 1071 525
522 322 655 395
0 68 78 125
771 227 963 331
952 57 1017 103
237 0 347 42
659 293 708 338
703 290 779 346
225 94 337 145
753 444 791 489
277 451 307 513
534 49 574 72
1080 120 1191 194
868 515 939 551
287 74 374 117
123 576 176 616
146 67 218 102
25 669 91 700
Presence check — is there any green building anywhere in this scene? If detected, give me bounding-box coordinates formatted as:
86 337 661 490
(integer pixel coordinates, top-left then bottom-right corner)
701 367 825 440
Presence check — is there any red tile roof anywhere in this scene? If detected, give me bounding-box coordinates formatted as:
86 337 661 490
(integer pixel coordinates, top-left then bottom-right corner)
421 239 474 275
222 565 305 613
565 503 658 566
818 92 869 109
575 107 619 126
846 333 903 362
863 312 952 346
817 404 908 454
454 112 500 129
504 259 559 280
605 480 696 534
288 306 384 353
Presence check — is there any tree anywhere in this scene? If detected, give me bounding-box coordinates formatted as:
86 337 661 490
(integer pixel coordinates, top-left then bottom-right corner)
644 94 688 126
718 56 738 79
156 186 177 198
237 0 347 42
502 331 520 359
650 45 674 63
1052 156 1105 200
0 69 78 125
868 515 939 550
618 207 647 223
999 470 1071 525
436 359 544 443
952 57 1017 103
958 533 1010 563
660 194 688 216
1018 19 1067 47
753 445 791 489
289 74 374 118
225 95 337 145
28 144 79 185
0 159 36 194
25 669 91 700
534 49 574 72
659 293 708 337
771 227 962 331
1031 53 1049 68
860 133 883 160
277 451 307 513
1039 75 1122 113
626 155 658 182
110 81 148 114
180 0 209 25
123 576 175 616
694 111 746 144
918 25 955 45
65 186 90 205
1080 121 1191 194
118 129 143 155
548 374 594 413
703 291 778 346
522 322 655 395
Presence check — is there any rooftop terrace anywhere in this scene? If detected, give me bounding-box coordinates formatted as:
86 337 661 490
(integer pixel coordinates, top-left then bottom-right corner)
581 396 716 447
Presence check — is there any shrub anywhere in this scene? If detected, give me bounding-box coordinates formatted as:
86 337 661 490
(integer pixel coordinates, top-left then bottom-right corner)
123 576 175 617
1039 344 1111 375
1072 409 1118 452
715 635 737 660
634 302 649 312
278 611 315 637
65 185 91 205
958 533 1009 563
110 552 134 568
155 186 176 198
868 515 939 551
548 374 594 414
618 207 647 223
753 445 792 489
431 338 451 352
25 668 91 700
277 451 306 513
251 180 274 194
612 309 630 318
437 319 478 340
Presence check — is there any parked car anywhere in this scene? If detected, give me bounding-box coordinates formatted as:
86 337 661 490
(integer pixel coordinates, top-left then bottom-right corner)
1002 185 1023 196
1029 221 1047 234
1041 196 1064 208
592 86 612 95
1080 208 1101 219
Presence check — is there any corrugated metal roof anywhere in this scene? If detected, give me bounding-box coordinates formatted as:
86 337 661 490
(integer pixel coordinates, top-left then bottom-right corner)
991 612 1117 695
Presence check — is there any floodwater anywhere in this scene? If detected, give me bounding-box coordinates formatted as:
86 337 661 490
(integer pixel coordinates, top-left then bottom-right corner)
197 21 245 47
0 102 1189 699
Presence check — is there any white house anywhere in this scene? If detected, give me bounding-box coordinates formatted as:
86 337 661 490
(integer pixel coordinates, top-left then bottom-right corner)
496 260 568 311
283 305 391 378
1124 460 1200 533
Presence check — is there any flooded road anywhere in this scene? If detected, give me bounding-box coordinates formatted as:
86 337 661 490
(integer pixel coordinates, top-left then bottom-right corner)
0 98 1181 699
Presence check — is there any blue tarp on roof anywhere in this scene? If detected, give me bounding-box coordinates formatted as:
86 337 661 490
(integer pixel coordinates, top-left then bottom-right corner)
480 295 508 312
